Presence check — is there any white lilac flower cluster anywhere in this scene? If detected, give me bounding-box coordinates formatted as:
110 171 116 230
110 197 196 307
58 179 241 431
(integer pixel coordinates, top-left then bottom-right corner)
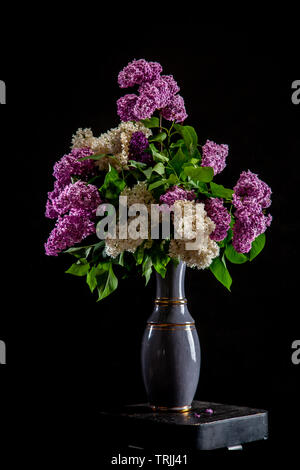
71 122 152 171
104 182 154 258
169 200 220 269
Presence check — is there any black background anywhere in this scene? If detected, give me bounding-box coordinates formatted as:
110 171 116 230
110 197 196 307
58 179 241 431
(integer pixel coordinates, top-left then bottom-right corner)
1 35 299 463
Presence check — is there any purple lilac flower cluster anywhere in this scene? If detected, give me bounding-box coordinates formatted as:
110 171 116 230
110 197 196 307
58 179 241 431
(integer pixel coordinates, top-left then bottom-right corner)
53 147 95 189
44 212 96 257
232 170 272 253
46 147 96 219
118 60 162 88
204 198 231 242
45 147 95 219
117 59 187 123
129 131 153 166
45 149 101 256
160 185 196 206
201 140 229 175
51 181 101 218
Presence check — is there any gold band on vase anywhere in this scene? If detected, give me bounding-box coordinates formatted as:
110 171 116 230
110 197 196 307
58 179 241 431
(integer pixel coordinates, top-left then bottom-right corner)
150 405 191 413
155 297 187 306
147 322 195 331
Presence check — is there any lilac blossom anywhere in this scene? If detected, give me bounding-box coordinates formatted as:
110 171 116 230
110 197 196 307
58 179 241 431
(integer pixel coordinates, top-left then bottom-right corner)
138 79 170 108
45 148 95 219
161 94 187 123
138 75 179 109
232 212 272 253
53 147 95 189
129 131 153 166
45 182 61 219
45 198 59 219
233 170 272 209
201 140 228 175
204 198 231 242
133 94 157 120
116 94 139 122
129 131 149 154
51 181 101 217
118 59 162 88
44 211 96 256
117 59 187 123
232 170 272 253
162 75 180 96
45 180 101 256
160 186 196 206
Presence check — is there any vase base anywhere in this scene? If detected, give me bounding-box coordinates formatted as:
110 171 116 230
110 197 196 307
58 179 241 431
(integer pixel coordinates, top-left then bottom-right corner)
150 405 191 413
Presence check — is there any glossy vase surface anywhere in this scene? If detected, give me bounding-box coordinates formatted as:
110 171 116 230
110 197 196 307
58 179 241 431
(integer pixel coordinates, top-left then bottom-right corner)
141 261 200 412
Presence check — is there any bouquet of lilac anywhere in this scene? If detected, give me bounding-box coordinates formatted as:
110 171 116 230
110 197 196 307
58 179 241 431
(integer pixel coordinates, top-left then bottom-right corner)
45 59 272 300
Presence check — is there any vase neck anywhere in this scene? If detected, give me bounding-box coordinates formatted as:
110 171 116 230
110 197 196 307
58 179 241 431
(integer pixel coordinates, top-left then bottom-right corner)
155 261 186 300
148 261 194 324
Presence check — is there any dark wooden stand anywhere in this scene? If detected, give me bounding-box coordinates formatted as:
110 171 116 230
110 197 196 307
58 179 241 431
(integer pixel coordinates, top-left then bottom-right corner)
99 401 268 451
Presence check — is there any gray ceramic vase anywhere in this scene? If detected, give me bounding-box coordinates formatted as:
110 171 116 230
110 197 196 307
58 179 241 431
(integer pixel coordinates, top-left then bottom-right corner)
141 261 201 412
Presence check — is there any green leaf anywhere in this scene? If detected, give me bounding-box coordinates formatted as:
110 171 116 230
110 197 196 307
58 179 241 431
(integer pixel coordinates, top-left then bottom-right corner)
86 266 98 292
184 166 214 182
170 147 190 175
210 257 232 291
190 157 201 165
225 244 248 264
143 167 153 179
186 180 211 197
64 242 105 260
148 241 171 278
149 132 167 142
170 139 184 149
64 247 84 254
210 182 234 200
65 261 90 276
249 233 266 261
184 126 198 154
100 164 125 201
92 241 105 254
79 153 108 161
64 245 91 255
174 125 198 155
192 147 201 159
149 144 169 163
148 179 166 191
118 252 125 267
152 162 165 176
151 253 170 278
128 160 147 170
96 263 118 301
85 247 93 258
141 117 160 128
166 174 178 185
142 255 153 285
134 245 145 265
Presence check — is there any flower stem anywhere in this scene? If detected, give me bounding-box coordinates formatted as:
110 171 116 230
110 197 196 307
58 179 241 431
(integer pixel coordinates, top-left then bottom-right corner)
159 112 163 152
